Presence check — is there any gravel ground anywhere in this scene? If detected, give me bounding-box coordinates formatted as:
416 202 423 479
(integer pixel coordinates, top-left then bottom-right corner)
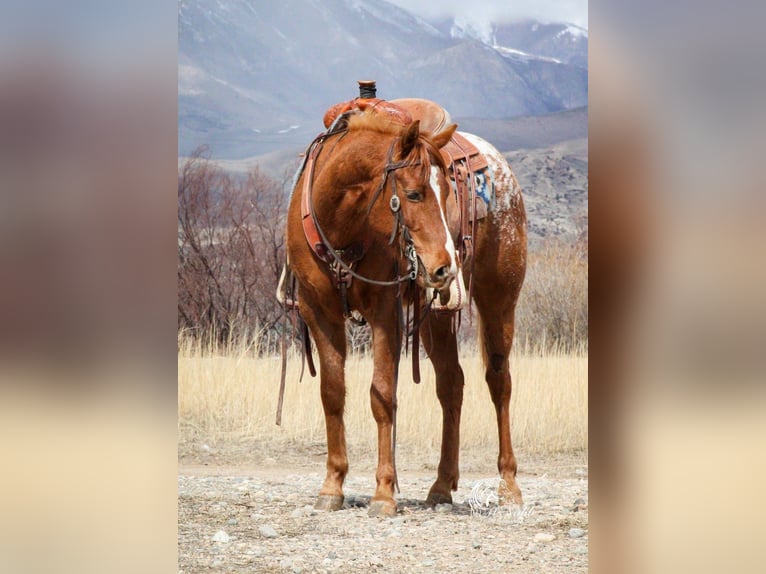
178 451 588 573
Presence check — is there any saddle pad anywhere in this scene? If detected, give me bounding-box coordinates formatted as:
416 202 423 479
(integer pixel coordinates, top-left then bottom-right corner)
472 168 494 210
446 170 490 222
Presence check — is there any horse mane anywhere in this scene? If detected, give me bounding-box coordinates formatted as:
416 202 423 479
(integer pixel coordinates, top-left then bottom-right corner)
346 111 448 183
347 110 402 135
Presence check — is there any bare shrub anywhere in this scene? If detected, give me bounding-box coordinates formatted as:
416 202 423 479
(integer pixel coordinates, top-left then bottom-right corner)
346 321 373 354
515 238 588 352
177 147 288 347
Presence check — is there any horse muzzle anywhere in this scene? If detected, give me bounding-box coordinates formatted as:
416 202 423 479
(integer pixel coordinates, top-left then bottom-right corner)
413 253 465 311
427 263 455 290
416 254 455 290
425 269 466 312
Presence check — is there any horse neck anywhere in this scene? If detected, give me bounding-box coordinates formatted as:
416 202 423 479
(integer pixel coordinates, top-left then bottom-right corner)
312 132 391 246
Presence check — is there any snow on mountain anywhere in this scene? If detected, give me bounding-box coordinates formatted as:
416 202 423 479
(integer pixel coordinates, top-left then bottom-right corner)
449 14 495 45
562 24 588 39
494 46 563 65
493 19 588 68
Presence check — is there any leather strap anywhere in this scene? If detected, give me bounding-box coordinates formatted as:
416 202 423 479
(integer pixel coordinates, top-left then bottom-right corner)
301 141 332 263
301 137 371 271
412 290 421 384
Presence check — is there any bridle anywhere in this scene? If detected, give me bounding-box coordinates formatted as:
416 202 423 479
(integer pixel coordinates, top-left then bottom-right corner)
300 121 424 291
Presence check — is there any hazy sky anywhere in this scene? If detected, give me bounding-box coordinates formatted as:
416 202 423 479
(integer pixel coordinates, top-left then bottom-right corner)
386 0 588 29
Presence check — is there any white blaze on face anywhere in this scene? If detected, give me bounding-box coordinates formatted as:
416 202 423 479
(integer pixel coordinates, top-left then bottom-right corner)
429 165 458 274
425 165 466 311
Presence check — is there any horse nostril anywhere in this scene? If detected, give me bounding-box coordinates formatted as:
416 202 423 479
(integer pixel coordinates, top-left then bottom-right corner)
433 265 452 282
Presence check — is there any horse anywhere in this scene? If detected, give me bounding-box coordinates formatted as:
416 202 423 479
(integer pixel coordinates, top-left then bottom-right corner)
284 105 527 517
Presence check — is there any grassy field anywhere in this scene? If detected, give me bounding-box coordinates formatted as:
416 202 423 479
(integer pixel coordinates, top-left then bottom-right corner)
178 338 587 465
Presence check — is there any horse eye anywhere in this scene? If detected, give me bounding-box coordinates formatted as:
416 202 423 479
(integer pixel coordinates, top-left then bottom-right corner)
405 190 423 202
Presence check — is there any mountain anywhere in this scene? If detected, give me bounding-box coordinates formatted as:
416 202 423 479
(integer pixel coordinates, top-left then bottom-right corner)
505 137 588 246
492 20 588 68
178 0 588 158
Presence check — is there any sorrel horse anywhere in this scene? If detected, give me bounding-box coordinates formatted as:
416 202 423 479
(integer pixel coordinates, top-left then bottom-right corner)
283 98 526 517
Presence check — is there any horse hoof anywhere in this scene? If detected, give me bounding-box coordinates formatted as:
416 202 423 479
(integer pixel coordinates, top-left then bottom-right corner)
315 494 344 511
368 499 397 518
498 480 523 506
426 490 453 507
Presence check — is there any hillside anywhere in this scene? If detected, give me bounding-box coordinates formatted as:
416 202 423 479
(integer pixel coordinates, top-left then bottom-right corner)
505 138 588 246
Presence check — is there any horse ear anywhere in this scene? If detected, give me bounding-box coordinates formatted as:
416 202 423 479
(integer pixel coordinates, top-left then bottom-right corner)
398 120 420 158
430 123 458 149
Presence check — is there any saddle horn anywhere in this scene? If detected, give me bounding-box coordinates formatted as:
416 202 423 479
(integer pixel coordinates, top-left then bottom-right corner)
358 80 377 99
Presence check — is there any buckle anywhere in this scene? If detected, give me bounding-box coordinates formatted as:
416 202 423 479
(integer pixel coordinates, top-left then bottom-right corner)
405 243 418 280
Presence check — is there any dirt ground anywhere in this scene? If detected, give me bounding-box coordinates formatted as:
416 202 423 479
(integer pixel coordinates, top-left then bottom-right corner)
178 444 588 573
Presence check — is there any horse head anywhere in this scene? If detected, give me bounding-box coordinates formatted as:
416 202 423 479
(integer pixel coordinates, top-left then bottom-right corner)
386 119 458 291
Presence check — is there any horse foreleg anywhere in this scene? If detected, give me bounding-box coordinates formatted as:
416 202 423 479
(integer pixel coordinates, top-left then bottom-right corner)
477 303 523 506
421 313 464 506
367 317 400 517
300 302 348 511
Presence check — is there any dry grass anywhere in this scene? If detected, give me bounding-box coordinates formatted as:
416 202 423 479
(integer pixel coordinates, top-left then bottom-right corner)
515 238 588 352
178 337 587 463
